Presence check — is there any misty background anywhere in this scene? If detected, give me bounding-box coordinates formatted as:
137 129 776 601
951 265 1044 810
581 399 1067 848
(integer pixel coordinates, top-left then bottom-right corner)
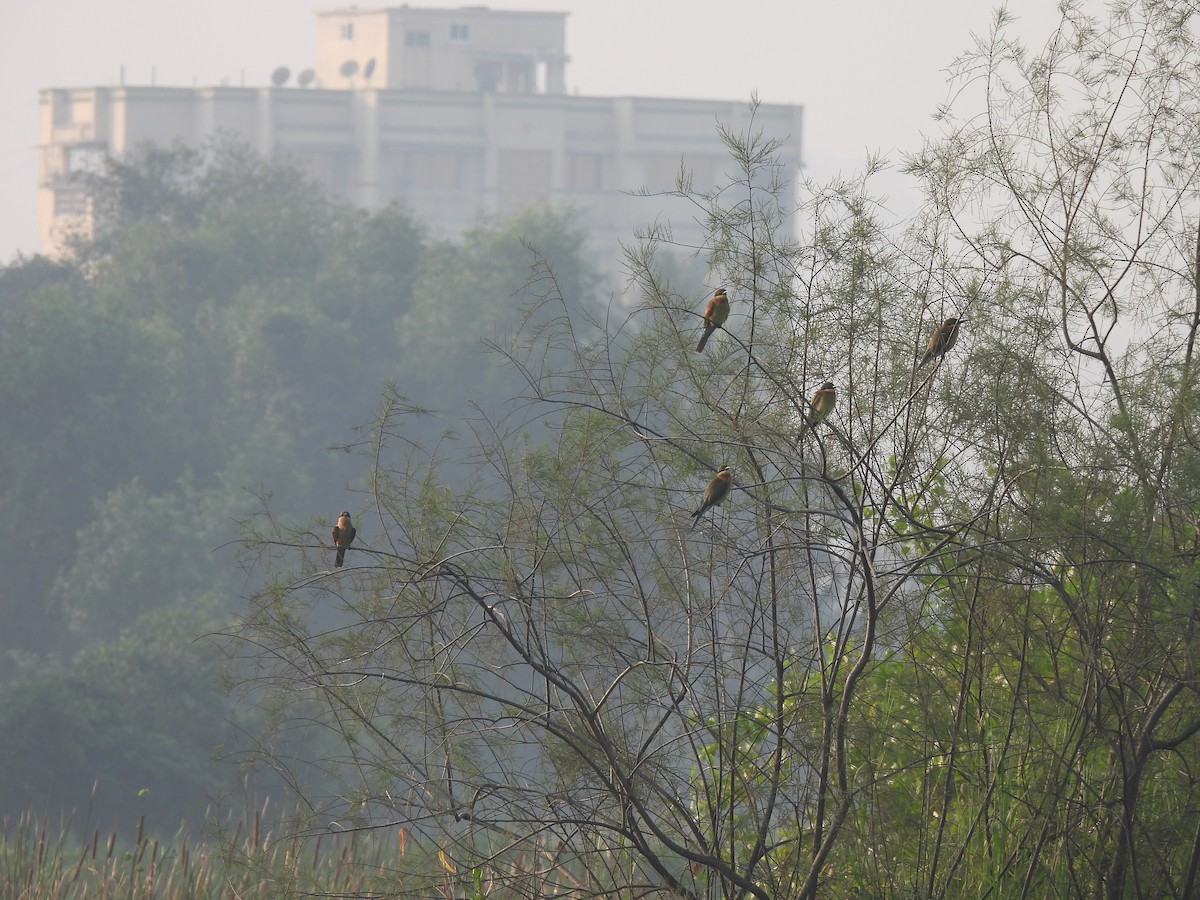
0 0 1065 849
0 0 1062 260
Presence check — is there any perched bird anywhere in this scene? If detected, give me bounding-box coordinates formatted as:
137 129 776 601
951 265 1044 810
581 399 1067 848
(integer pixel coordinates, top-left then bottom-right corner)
694 288 730 353
332 511 356 567
691 466 733 526
918 317 961 369
802 381 837 430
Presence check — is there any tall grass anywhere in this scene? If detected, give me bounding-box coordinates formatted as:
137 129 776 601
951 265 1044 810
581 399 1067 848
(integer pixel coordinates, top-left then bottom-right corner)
0 802 413 898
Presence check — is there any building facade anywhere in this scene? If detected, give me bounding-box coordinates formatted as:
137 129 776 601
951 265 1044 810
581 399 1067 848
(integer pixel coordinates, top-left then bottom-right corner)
38 6 803 278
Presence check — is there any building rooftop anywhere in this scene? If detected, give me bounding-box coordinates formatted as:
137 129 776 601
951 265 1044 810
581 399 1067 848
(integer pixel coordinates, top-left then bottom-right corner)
36 5 803 280
314 5 569 93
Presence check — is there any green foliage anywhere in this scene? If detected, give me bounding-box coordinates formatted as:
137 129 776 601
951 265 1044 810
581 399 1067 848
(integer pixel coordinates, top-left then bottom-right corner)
9 5 1200 897
0 285 179 649
398 207 602 413
0 136 598 835
0 601 232 833
49 478 238 648
231 4 1200 898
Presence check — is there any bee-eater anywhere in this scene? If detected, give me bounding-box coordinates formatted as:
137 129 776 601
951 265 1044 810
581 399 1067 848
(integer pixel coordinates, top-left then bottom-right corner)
803 380 837 429
918 317 960 369
695 288 730 353
691 466 733 526
332 511 356 567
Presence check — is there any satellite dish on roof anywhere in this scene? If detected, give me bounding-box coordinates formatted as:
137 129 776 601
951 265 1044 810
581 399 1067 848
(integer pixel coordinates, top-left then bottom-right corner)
339 60 359 77
297 68 315 87
271 66 290 87
363 58 376 80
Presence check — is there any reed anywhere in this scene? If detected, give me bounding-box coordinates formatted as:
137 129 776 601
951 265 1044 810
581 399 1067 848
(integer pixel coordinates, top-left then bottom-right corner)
0 803 414 898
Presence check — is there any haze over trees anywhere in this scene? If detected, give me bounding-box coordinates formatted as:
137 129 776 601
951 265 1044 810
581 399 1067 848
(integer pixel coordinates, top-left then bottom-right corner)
3 1 1200 897
0 142 598 832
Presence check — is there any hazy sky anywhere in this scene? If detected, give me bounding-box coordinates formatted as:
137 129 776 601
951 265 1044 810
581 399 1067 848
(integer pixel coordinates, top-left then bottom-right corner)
0 0 1064 262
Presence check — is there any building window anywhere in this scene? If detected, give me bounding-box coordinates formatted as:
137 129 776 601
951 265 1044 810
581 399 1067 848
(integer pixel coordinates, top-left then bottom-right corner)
288 149 354 196
52 91 74 126
54 185 88 217
567 153 605 191
405 30 431 47
498 149 553 214
340 21 354 41
475 61 499 92
449 23 470 42
644 154 688 191
644 154 719 192
686 157 716 190
66 144 105 175
394 150 461 190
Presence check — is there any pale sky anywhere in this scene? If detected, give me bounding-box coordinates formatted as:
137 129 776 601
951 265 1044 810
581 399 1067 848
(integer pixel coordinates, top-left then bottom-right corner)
0 0 1064 262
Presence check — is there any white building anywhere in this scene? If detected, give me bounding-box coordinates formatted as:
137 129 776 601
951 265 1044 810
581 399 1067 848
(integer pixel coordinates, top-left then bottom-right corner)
38 6 803 277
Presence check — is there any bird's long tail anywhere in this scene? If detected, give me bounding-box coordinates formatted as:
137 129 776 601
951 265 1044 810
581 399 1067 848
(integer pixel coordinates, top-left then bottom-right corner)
335 549 346 567
695 326 714 353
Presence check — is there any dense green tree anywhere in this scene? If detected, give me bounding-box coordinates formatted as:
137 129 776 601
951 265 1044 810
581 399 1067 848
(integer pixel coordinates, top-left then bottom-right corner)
396 207 603 423
49 477 238 649
0 600 232 833
0 286 179 651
